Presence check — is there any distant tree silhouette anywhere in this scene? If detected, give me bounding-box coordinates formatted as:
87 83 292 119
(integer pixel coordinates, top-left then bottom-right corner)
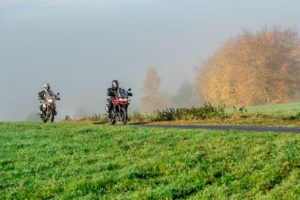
171 81 196 108
139 66 171 113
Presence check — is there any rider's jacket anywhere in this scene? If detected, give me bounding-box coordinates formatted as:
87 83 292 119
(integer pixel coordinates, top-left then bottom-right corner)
107 87 133 99
38 90 59 101
107 88 118 98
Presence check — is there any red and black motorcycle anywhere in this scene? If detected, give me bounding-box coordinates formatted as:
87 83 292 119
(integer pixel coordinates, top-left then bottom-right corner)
108 88 132 125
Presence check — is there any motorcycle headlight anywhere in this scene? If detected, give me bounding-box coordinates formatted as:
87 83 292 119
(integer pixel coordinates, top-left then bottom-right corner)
48 99 54 104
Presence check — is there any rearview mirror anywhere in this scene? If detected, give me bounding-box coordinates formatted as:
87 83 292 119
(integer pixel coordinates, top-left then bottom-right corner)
57 93 60 95
128 88 131 91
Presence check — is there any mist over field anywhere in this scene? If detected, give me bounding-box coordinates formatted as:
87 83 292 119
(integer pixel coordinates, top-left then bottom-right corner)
1 0 300 121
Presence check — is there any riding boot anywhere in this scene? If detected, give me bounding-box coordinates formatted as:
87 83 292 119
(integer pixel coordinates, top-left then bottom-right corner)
106 110 112 118
53 104 57 115
106 99 113 118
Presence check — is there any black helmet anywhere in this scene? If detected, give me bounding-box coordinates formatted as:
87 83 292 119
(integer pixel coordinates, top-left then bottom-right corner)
112 80 119 89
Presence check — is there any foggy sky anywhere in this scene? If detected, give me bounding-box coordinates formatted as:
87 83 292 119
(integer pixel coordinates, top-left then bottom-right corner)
1 0 300 121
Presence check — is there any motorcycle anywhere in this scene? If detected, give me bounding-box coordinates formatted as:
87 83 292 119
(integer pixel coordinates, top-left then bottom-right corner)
107 88 132 125
40 93 60 123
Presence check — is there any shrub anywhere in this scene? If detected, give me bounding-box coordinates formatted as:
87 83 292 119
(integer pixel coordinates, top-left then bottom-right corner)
151 103 226 121
65 115 71 121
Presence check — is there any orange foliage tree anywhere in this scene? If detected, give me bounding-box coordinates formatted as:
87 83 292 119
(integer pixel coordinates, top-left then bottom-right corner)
195 27 300 107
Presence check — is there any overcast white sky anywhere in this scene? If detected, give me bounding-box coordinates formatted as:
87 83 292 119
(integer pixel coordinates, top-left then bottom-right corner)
1 0 300 121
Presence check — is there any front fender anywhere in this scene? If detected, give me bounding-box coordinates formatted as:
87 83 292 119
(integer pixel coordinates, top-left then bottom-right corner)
42 104 47 111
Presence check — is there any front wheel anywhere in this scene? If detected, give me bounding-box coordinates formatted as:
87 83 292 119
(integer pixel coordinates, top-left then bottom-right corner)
50 110 55 122
120 108 127 125
41 112 48 123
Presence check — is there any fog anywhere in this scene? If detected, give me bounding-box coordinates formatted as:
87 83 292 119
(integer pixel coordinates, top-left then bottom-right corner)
1 0 300 121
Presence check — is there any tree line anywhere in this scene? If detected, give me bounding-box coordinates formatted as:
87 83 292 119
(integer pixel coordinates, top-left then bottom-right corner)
139 27 300 113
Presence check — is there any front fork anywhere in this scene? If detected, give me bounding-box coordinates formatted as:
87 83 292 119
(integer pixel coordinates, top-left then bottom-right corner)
42 104 56 116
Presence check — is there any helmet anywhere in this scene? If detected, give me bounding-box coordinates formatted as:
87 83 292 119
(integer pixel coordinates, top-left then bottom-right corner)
43 83 50 91
112 80 119 89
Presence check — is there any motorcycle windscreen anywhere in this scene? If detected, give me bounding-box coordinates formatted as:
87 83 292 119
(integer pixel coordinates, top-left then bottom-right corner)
117 88 128 98
45 91 55 99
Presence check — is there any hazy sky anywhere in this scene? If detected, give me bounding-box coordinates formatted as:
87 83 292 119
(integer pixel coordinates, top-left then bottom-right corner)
1 0 300 121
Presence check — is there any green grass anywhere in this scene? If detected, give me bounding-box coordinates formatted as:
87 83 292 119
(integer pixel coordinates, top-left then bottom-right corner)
227 102 300 116
1 122 300 199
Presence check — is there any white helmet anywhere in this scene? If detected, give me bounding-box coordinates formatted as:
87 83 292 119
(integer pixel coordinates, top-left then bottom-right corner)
43 83 50 91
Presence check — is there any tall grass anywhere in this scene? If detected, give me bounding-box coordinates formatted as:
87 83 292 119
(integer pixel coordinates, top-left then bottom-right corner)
227 102 300 115
152 103 226 121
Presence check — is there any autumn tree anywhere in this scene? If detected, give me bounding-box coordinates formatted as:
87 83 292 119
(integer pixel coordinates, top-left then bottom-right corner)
195 27 300 107
139 66 171 113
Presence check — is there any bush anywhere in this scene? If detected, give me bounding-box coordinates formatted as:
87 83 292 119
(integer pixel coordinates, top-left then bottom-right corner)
65 115 71 121
151 103 226 121
282 115 297 121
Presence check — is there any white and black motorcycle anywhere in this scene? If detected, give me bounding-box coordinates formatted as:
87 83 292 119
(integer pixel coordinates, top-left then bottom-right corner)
39 93 60 123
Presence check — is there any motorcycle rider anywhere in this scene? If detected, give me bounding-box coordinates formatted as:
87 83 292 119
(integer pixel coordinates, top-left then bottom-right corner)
106 80 119 117
38 83 60 116
105 80 132 117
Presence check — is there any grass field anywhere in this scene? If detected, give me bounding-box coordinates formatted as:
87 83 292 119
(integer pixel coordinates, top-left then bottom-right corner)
227 102 300 115
1 122 300 199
